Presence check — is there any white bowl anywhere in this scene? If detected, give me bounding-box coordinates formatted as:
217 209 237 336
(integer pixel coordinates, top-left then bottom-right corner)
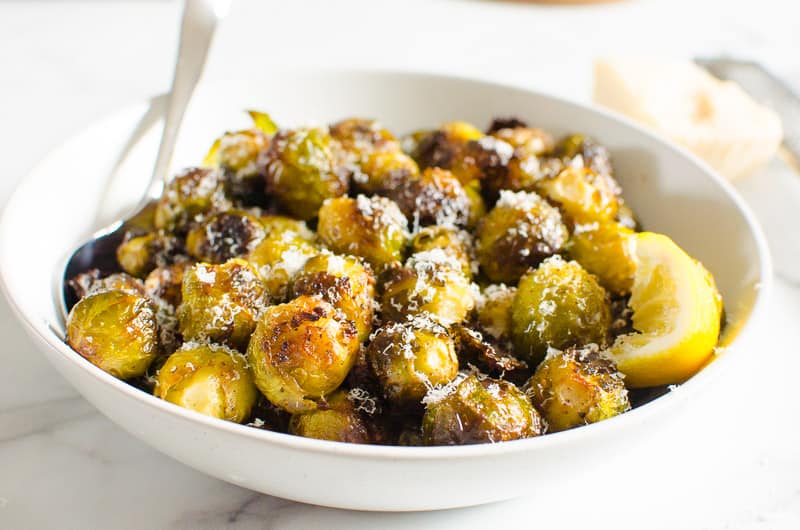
0 71 770 511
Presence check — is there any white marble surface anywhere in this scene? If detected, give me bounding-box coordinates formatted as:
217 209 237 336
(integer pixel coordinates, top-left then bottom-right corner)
1 1 799 528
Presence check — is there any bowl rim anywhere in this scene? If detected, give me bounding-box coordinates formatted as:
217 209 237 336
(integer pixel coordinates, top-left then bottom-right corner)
0 68 773 460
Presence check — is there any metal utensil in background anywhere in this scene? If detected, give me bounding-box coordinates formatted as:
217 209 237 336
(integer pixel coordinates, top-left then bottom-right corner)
56 0 229 321
696 58 800 285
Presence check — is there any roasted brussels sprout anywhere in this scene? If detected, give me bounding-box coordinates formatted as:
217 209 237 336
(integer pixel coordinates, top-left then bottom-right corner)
116 231 185 278
186 211 266 264
246 295 359 413
480 126 560 199
144 262 194 308
527 346 630 432
366 318 459 407
178 259 267 351
329 118 398 165
485 116 529 134
421 374 543 445
68 270 146 300
356 149 419 195
260 127 349 220
154 167 231 233
317 195 408 269
292 253 376 342
450 324 528 378
475 190 569 283
66 289 158 379
410 226 474 278
384 167 470 227
476 284 516 345
205 126 270 202
511 256 611 364
246 228 320 301
155 342 257 422
408 121 484 183
380 250 476 326
258 214 315 240
566 221 636 296
534 167 620 225
288 389 378 443
556 133 614 177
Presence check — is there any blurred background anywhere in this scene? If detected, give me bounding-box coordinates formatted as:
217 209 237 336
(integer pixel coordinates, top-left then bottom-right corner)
1 1 798 529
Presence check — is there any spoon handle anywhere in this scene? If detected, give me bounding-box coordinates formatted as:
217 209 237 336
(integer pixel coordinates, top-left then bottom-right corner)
147 0 229 201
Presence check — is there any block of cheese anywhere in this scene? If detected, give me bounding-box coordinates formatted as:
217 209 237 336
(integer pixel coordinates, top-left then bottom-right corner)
594 58 783 181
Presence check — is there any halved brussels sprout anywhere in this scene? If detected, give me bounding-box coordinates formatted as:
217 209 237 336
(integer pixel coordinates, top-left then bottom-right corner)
144 262 194 308
410 226 474 279
66 289 158 379
329 118 398 166
317 195 408 270
288 389 379 444
178 259 267 351
408 121 484 184
566 221 636 296
155 342 257 423
154 167 231 233
380 250 476 326
475 190 568 283
476 284 516 345
527 346 630 432
292 253 376 342
116 231 185 278
422 374 543 445
69 270 146 300
384 167 470 228
246 295 359 413
356 149 419 195
366 317 459 407
246 228 320 301
186 211 266 264
511 256 611 364
261 127 349 220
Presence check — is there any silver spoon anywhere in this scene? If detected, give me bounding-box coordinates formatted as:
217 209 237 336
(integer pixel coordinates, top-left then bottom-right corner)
58 0 229 318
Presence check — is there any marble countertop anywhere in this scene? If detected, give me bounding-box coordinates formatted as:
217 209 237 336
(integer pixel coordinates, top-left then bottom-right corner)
1 1 799 528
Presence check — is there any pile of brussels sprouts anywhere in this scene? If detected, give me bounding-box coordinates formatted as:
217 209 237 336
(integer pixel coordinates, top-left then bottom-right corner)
66 113 657 446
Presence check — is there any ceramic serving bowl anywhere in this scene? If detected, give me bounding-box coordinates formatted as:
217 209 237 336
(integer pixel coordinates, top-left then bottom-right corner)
0 71 770 511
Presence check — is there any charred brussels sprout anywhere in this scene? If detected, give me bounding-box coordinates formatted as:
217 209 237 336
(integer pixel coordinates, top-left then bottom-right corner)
556 133 614 177
69 270 146 300
186 211 266 264
408 121 484 184
329 118 398 165
144 262 193 307
450 324 528 378
366 318 459 407
384 167 470 227
246 227 320 301
178 259 267 351
317 195 408 269
288 389 378 443
292 253 376 342
566 221 636 296
534 167 620 225
481 126 560 199
154 167 231 233
476 190 569 283
527 346 630 432
356 149 419 195
476 284 517 344
380 250 476 326
116 231 185 278
421 374 543 445
66 289 158 379
155 342 257 423
261 127 349 220
511 256 611 364
205 127 270 202
410 226 474 278
247 295 359 413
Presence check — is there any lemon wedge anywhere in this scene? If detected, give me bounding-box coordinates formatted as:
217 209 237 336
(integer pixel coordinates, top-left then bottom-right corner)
609 232 722 387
